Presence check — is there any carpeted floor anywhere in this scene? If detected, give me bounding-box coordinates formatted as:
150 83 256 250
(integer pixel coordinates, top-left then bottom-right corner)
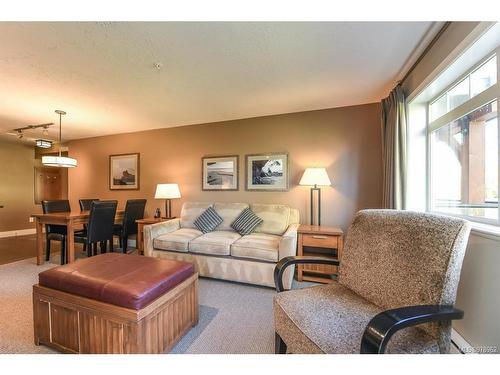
0 254 307 354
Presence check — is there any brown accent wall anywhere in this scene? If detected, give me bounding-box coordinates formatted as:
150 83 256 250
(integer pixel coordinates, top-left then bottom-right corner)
0 139 39 232
68 103 382 230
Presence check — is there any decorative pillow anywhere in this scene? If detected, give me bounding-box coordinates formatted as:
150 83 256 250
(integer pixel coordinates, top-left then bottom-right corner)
193 207 223 233
231 208 263 236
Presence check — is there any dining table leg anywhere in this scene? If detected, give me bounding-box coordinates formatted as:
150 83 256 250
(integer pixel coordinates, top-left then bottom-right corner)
36 218 44 265
67 219 75 263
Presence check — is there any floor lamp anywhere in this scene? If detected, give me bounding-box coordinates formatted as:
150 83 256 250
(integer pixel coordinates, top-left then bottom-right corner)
154 183 181 218
299 168 332 226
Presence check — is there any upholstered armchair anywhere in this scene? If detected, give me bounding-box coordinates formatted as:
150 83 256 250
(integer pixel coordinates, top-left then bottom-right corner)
273 210 471 354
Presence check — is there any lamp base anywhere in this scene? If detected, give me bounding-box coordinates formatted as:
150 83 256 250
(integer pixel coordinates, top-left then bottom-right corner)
164 199 172 219
310 186 321 226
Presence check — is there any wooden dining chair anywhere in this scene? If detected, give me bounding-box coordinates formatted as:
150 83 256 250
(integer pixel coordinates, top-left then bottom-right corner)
75 200 118 257
113 199 147 253
41 200 71 265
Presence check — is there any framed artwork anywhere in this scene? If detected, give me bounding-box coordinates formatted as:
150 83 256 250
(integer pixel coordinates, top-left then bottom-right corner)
245 153 289 191
109 153 140 190
202 155 239 191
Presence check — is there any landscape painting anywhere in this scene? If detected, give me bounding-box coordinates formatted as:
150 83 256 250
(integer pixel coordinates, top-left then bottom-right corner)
246 153 288 191
109 153 140 190
202 155 239 191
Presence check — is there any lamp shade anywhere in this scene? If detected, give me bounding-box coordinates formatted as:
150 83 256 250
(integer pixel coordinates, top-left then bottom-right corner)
154 183 181 199
42 155 77 168
299 168 331 186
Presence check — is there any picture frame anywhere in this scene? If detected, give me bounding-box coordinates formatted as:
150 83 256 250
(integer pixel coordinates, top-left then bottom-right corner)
245 152 289 191
109 153 140 190
202 155 239 191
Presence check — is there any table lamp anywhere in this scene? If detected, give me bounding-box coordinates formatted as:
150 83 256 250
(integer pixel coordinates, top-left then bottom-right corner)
299 168 331 225
154 183 181 218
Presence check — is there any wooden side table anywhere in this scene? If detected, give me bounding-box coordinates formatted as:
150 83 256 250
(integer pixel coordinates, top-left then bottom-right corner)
136 217 175 255
297 224 344 284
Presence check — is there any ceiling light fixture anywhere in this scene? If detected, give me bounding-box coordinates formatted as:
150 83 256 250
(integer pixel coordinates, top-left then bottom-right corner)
41 110 77 168
17 130 23 139
35 139 52 149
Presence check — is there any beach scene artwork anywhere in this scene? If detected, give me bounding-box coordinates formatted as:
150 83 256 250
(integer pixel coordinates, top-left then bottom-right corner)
246 153 288 191
202 156 239 190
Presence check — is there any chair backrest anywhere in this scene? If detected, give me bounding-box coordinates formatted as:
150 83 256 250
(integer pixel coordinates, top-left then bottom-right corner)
122 199 147 236
339 210 470 344
86 200 118 244
42 200 71 214
41 200 71 234
79 199 99 211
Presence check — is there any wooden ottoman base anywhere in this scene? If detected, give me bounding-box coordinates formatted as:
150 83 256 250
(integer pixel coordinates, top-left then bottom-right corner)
33 273 198 354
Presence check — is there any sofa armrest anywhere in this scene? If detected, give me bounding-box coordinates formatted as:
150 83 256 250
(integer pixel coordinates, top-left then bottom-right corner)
278 223 300 260
143 219 180 257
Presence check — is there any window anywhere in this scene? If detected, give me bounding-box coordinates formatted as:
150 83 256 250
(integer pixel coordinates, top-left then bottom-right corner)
429 55 497 122
427 52 500 225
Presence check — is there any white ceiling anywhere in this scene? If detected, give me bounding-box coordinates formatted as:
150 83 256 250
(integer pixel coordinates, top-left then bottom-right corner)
0 22 438 142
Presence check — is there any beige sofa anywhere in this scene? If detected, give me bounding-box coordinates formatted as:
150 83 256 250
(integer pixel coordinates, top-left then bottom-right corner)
143 202 300 289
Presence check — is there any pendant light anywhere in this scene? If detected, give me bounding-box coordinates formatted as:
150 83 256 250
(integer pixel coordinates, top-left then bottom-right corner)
42 110 77 168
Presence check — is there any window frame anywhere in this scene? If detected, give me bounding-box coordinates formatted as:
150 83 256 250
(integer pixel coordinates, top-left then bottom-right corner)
426 47 500 225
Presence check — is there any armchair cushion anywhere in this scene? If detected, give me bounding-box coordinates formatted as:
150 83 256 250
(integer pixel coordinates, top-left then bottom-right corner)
189 231 241 256
153 228 203 253
231 233 280 262
274 283 439 354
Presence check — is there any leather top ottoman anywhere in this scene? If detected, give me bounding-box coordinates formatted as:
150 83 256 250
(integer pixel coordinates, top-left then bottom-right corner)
34 253 198 353
39 253 194 310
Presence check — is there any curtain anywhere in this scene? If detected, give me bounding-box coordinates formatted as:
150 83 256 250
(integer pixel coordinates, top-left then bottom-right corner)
381 85 407 209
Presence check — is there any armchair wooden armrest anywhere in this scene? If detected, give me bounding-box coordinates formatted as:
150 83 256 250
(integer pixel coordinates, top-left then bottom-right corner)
274 256 340 292
360 304 464 354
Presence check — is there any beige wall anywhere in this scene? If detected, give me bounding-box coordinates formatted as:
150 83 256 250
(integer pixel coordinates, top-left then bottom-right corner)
67 103 382 230
0 139 38 232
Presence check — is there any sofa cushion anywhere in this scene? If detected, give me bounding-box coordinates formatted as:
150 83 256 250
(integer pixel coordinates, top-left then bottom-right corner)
180 202 213 229
189 231 242 256
251 204 290 235
274 283 439 354
231 208 263 235
153 228 203 252
214 202 249 231
193 207 223 233
231 233 281 262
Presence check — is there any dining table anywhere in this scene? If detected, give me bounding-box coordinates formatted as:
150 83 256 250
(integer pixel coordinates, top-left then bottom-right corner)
31 209 125 265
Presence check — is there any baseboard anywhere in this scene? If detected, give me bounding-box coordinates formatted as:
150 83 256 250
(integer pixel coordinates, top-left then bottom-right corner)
451 328 473 354
0 228 36 238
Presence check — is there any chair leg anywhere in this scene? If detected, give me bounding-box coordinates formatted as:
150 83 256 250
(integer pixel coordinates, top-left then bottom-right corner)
122 235 128 254
83 243 87 253
93 243 98 256
60 237 66 265
109 239 114 253
100 241 106 254
45 237 51 261
119 236 123 249
275 332 287 354
86 242 92 257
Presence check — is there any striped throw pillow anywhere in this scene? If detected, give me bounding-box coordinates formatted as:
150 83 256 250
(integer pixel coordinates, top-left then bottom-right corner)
193 207 223 233
231 208 263 235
